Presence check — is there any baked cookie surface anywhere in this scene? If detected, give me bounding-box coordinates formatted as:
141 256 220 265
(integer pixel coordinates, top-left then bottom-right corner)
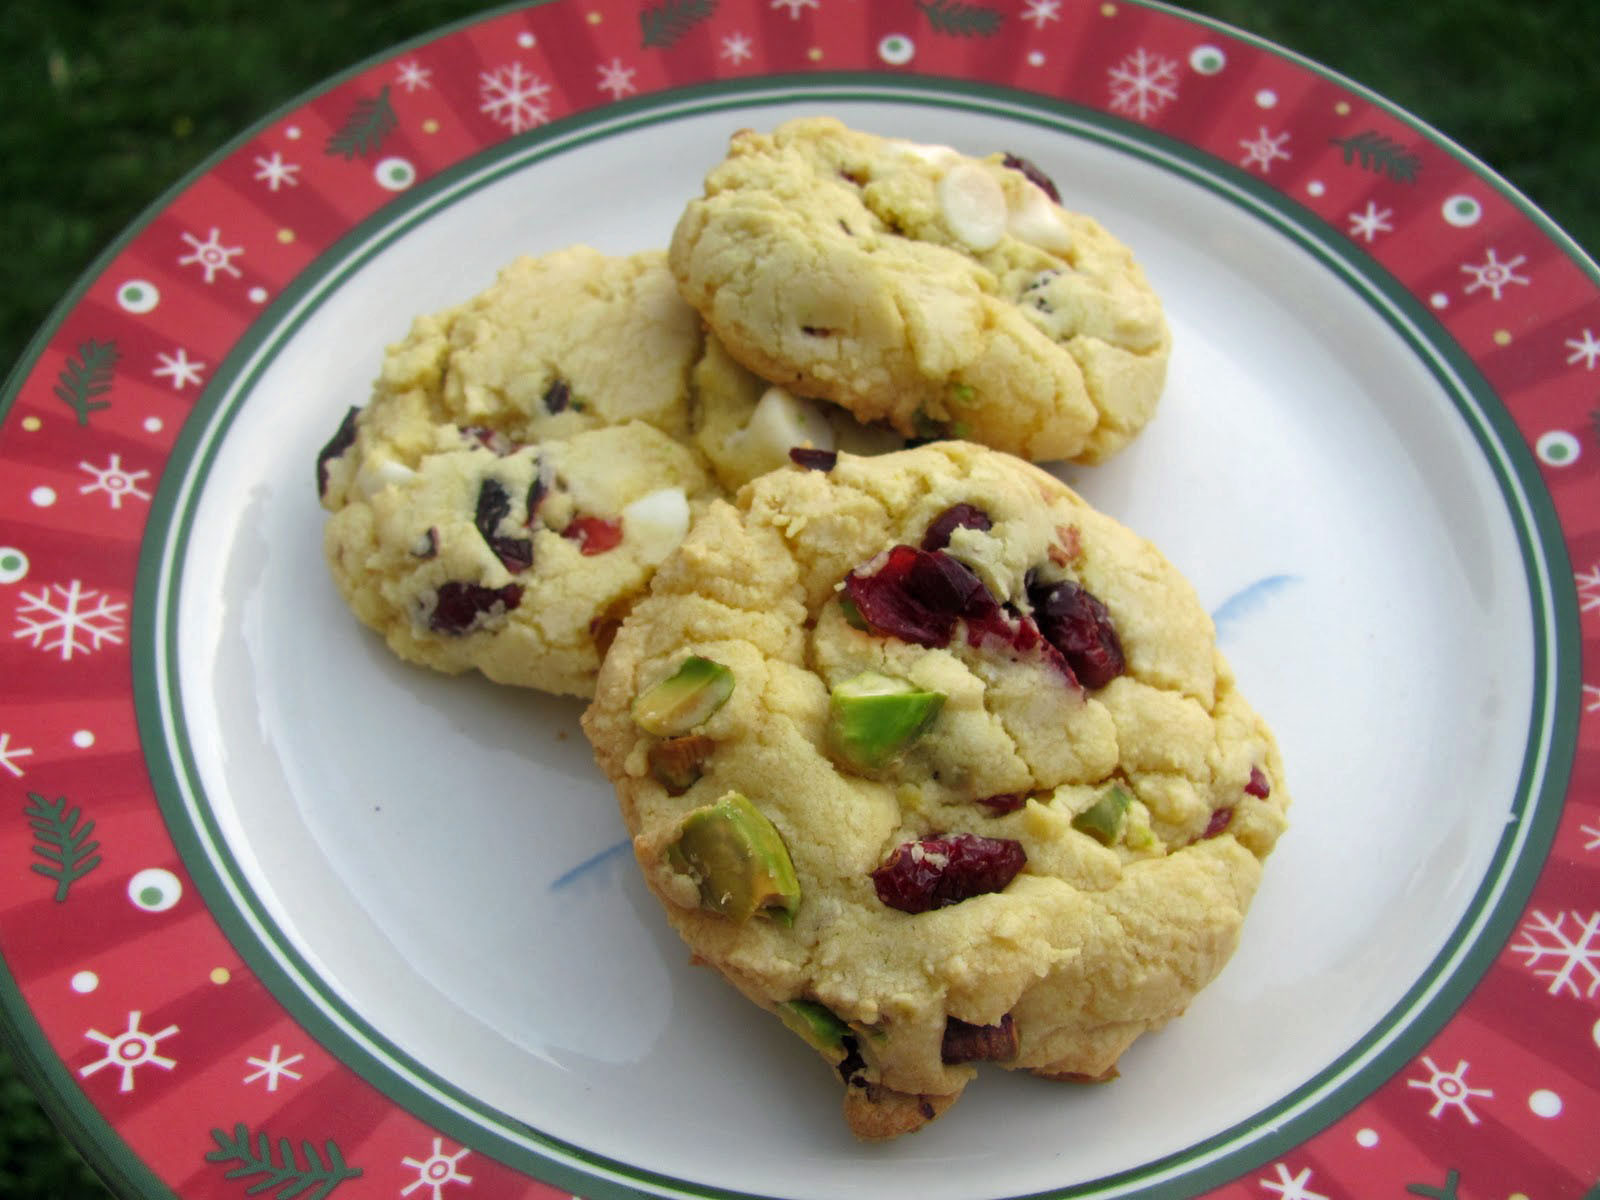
669 117 1172 463
318 247 716 698
582 441 1288 1138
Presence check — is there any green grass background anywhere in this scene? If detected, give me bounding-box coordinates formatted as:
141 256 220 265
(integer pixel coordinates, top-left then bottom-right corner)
0 1 1594 1195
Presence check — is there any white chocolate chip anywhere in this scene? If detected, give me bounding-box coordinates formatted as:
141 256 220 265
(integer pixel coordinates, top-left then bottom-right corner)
622 487 690 566
888 137 960 167
938 163 1008 251
354 454 416 498
1007 183 1073 253
726 386 837 476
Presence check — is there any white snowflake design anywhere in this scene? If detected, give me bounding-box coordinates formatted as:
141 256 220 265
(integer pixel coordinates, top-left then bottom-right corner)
152 347 205 391
251 151 300 192
1108 48 1181 120
0 731 33 779
243 1044 305 1092
1585 683 1600 714
1582 820 1600 850
1022 0 1062 29
1258 1162 1328 1200
1511 910 1600 998
178 227 244 283
1578 564 1600 613
395 59 433 92
1567 328 1600 370
596 57 637 100
720 32 754 63
78 455 152 511
1460 247 1530 300
1347 201 1394 243
401 1138 473 1199
771 0 819 16
13 582 127 662
80 1011 178 1093
1239 126 1292 173
1406 1055 1493 1124
479 62 551 134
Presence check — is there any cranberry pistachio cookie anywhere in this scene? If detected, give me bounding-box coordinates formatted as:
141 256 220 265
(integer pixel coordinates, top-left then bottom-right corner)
318 246 718 698
669 117 1171 463
582 441 1288 1139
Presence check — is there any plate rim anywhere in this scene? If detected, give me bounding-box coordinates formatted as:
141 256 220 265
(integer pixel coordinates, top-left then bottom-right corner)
0 2 1591 1198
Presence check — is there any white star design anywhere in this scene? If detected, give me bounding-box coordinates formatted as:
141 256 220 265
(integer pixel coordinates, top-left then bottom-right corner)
771 0 819 16
1582 818 1600 850
1239 127 1292 173
596 57 637 100
251 151 300 192
1585 683 1600 715
401 1138 473 1198
80 1011 178 1093
1022 0 1061 28
152 347 205 391
0 731 33 779
395 59 433 92
77 454 152 510
1347 200 1394 243
243 1044 305 1092
1565 327 1600 370
1460 248 1530 301
720 32 754 63
178 228 244 284
1258 1162 1329 1200
1406 1055 1494 1123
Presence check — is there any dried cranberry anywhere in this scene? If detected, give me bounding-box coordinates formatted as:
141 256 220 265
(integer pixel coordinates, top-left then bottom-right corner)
845 546 996 649
563 515 623 555
315 406 360 497
1028 579 1125 689
871 832 1026 913
789 447 838 471
543 377 571 415
428 581 522 634
474 479 533 572
920 504 992 551
1001 152 1061 203
1245 766 1272 798
846 546 1077 682
975 793 1026 815
527 471 548 520
1202 807 1234 839
801 325 834 337
941 1013 1018 1063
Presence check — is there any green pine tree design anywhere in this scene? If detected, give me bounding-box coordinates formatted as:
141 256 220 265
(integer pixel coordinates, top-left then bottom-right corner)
325 86 398 159
53 339 118 426
24 793 101 903
1331 131 1421 183
916 0 1004 36
640 0 718 48
205 1124 362 1200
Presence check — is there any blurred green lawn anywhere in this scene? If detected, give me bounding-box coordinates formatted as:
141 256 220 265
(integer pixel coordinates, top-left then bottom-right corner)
0 1 1595 1196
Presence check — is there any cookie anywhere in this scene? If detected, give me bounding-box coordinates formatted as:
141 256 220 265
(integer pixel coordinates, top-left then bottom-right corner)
318 246 717 698
581 441 1288 1139
691 331 905 492
669 117 1172 464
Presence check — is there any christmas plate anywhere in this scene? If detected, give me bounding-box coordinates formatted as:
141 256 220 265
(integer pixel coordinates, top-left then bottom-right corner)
1 2 1596 1198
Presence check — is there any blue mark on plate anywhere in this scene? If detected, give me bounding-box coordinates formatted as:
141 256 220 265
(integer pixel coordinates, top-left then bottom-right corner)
549 838 631 891
1211 574 1300 640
